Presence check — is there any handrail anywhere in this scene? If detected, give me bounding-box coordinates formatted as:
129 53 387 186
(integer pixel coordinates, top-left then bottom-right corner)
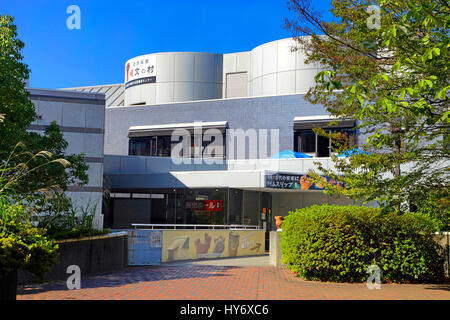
131 223 261 230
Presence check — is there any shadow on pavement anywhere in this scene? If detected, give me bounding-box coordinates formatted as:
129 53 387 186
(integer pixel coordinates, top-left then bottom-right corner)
17 264 239 295
424 284 450 292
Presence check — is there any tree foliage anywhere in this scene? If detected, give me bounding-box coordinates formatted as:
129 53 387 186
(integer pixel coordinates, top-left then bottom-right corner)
0 15 89 211
286 0 449 227
0 15 35 151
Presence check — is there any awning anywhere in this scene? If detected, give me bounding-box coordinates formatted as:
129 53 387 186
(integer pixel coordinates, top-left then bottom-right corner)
293 116 355 130
129 121 228 137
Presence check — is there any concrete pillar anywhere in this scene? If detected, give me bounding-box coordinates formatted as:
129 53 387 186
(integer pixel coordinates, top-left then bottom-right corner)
269 231 282 267
434 232 450 277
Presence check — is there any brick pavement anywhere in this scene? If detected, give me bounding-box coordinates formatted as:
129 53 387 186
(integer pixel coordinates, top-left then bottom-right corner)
17 262 450 300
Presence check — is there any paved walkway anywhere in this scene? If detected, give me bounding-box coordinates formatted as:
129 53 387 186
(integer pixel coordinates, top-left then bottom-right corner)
17 256 450 300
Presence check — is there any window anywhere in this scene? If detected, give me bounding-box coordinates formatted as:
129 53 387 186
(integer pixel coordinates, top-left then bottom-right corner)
129 136 175 157
156 136 171 157
294 127 357 157
129 133 226 158
317 134 330 157
243 191 260 226
128 122 227 158
330 129 357 153
129 137 152 156
294 130 315 154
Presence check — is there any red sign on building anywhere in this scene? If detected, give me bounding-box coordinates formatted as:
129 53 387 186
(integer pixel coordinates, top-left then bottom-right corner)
205 200 222 212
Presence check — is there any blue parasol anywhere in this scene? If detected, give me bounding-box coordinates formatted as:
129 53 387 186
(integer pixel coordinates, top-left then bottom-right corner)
271 150 312 159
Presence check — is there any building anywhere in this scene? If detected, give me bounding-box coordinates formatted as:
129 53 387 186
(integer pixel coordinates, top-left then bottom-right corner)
27 88 105 229
63 37 370 244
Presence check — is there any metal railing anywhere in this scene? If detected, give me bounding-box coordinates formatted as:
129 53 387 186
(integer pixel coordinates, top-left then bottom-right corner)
132 223 261 230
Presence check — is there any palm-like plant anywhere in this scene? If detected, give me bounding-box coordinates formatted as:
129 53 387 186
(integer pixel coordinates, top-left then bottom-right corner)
0 142 70 195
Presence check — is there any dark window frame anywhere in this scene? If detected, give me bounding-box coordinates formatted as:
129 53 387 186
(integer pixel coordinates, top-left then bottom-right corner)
129 132 226 159
294 126 357 158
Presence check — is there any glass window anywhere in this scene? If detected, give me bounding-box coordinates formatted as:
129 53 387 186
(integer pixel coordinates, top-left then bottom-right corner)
228 189 243 225
157 136 172 157
129 132 226 159
149 137 158 156
294 130 316 153
317 134 330 157
112 199 150 228
202 133 226 159
129 137 151 156
243 191 260 226
177 189 227 225
150 194 167 224
294 128 356 157
129 136 172 157
330 129 357 152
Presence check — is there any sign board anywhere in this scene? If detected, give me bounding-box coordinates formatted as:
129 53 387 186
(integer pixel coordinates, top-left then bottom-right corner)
185 200 223 212
125 55 156 89
265 172 344 191
127 229 163 266
205 200 222 212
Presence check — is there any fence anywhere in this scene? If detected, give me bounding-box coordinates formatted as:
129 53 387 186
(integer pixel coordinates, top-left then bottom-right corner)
132 224 261 230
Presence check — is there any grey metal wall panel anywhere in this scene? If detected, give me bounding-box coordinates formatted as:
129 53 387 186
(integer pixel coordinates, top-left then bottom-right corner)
226 72 248 98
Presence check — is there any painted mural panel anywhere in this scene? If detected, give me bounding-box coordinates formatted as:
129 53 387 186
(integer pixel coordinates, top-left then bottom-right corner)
161 230 265 263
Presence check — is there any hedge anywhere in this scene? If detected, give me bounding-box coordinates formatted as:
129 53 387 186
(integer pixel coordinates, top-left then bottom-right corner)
280 205 446 283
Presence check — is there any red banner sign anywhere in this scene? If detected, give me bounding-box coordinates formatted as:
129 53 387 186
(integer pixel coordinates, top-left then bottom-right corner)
204 200 222 212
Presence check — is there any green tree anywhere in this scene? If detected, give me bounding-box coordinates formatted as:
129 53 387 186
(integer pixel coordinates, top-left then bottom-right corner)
285 0 449 228
0 14 89 211
0 15 35 151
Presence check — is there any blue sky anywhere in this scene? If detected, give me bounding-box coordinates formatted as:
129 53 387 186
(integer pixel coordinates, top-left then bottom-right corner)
1 0 332 89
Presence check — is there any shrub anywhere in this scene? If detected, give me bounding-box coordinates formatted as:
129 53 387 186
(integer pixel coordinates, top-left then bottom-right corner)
280 205 446 283
0 197 58 280
36 199 109 241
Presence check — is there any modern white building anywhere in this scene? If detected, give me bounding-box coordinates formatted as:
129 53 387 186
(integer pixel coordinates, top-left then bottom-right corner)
65 37 367 247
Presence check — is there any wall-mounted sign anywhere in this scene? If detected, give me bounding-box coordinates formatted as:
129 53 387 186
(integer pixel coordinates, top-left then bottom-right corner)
185 200 223 212
125 55 156 89
126 229 162 266
205 200 222 212
265 172 344 191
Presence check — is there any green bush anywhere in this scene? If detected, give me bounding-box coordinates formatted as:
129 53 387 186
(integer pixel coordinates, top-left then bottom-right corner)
0 197 58 280
37 199 109 241
280 205 446 283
